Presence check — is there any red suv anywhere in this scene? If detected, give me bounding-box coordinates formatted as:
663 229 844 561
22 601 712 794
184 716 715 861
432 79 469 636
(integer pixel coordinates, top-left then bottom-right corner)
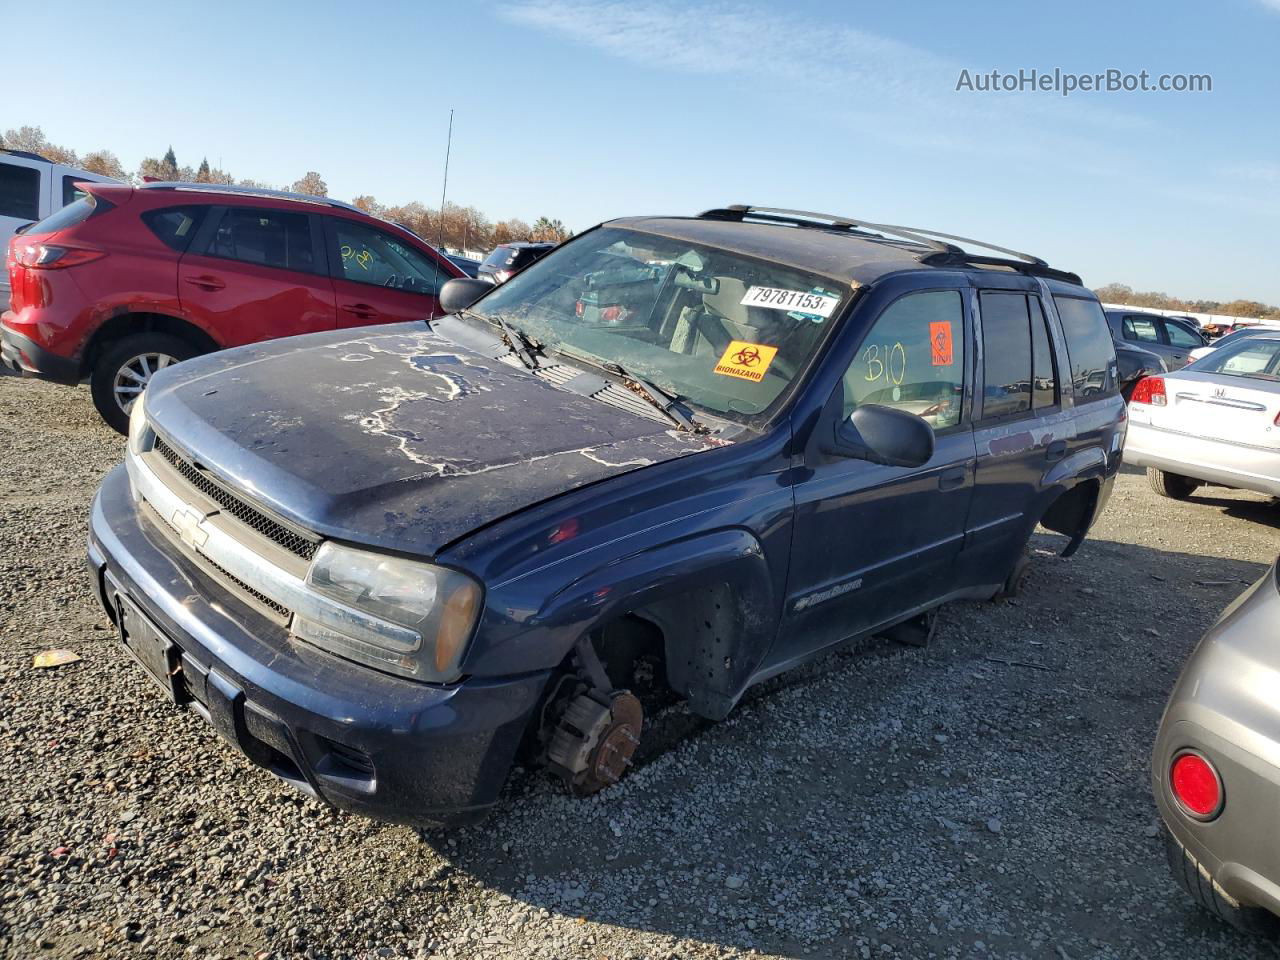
2 182 463 431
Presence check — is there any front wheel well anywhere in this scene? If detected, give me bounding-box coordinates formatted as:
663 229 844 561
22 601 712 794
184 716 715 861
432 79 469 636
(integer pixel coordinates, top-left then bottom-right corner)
81 312 220 376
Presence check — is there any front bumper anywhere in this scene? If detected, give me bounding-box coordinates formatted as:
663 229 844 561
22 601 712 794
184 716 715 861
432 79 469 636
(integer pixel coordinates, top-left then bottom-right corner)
88 464 549 827
0 317 81 383
1124 420 1280 498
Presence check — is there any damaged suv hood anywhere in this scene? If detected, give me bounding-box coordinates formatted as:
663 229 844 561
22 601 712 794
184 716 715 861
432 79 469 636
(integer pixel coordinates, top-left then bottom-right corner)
144 323 725 555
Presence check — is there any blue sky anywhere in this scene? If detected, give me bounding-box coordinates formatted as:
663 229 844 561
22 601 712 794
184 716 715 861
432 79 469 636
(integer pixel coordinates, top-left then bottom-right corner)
8 0 1279 301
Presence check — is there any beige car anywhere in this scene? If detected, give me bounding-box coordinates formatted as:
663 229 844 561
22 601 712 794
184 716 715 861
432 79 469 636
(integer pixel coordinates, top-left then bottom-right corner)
1154 554 1280 933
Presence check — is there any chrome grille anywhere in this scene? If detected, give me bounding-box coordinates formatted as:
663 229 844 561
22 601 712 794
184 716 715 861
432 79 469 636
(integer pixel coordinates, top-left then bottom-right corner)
139 500 291 622
153 436 319 561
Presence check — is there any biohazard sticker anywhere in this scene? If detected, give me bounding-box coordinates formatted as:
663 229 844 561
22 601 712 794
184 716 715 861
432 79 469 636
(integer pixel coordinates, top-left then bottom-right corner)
714 340 779 382
740 286 840 318
929 321 954 366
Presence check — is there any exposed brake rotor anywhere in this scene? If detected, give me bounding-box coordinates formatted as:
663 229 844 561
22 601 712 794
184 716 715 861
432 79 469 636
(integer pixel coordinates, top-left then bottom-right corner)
546 689 643 795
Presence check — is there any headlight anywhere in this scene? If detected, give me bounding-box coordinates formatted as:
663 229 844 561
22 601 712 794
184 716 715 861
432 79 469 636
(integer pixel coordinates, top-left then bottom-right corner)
126 389 149 456
294 542 482 682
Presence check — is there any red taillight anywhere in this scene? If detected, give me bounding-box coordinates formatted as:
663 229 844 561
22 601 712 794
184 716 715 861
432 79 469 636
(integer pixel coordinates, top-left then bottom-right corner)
574 300 584 317
15 243 105 269
1171 751 1222 819
1129 376 1166 406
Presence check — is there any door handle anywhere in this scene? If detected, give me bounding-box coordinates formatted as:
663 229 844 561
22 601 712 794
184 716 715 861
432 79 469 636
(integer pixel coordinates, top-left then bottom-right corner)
341 303 377 318
938 467 967 491
184 275 225 291
1046 440 1067 463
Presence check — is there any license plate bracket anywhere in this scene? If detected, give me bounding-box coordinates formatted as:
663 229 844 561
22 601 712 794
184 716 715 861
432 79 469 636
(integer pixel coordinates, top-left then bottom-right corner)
115 593 188 704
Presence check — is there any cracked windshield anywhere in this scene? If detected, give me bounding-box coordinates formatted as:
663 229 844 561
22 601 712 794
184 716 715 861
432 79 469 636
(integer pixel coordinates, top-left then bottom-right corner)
467 227 850 419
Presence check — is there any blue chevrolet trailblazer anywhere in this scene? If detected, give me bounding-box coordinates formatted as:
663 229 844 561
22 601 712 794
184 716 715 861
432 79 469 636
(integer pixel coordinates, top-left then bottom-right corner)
88 206 1123 826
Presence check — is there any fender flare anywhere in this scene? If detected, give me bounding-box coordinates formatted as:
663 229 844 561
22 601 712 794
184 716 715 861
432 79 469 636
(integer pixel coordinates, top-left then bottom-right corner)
535 527 778 720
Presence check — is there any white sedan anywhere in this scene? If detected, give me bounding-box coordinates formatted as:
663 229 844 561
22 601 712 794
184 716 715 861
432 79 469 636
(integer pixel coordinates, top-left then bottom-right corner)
1125 332 1280 499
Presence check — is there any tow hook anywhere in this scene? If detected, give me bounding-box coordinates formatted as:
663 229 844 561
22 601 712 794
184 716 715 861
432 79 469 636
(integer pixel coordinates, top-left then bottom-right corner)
543 635 644 794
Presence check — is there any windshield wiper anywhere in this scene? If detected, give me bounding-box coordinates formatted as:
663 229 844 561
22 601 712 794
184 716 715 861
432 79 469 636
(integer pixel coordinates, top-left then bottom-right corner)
553 345 703 433
466 310 541 369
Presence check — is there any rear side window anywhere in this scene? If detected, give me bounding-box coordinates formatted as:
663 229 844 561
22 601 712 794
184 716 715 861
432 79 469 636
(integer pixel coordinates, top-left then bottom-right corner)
63 175 90 206
979 292 1033 419
1122 315 1161 344
207 206 316 273
29 195 108 235
0 163 40 220
142 205 209 253
1053 296 1118 401
1029 297 1058 409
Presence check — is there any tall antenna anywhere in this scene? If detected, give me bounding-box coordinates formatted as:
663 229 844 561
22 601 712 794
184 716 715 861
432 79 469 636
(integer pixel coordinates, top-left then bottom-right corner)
436 109 453 254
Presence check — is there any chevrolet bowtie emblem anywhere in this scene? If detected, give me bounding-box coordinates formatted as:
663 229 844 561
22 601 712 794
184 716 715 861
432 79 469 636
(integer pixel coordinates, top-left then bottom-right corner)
171 507 209 550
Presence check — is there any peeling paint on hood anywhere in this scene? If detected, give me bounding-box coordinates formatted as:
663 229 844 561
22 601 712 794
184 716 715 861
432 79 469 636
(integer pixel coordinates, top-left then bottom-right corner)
143 323 730 556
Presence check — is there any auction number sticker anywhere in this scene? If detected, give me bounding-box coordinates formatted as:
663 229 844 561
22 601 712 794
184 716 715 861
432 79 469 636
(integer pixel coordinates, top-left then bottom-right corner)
740 286 840 318
714 340 779 382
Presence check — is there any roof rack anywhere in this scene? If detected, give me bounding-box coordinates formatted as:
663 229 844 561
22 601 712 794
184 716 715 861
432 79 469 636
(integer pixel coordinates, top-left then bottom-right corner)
698 205 1081 285
138 181 365 215
1 149 51 162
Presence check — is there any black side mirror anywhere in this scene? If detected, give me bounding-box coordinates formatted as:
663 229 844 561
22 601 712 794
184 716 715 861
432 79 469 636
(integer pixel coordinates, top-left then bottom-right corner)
439 277 494 314
13 222 34 236
824 404 935 468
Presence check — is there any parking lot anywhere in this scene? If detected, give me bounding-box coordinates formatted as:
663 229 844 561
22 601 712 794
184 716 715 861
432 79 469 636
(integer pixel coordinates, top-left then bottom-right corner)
0 374 1274 959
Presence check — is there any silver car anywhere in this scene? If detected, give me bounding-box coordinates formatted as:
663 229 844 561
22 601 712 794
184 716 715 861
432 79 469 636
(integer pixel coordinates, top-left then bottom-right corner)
1153 554 1280 934
1124 332 1280 500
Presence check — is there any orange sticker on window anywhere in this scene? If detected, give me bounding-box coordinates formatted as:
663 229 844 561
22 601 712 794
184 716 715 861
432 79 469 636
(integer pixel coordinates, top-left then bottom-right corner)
929 321 954 366
714 340 779 382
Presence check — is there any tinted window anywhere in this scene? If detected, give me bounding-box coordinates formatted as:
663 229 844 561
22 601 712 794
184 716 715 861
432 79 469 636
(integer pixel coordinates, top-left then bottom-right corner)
0 163 40 220
1054 296 1118 401
1163 320 1202 348
843 290 966 431
141 205 208 252
1123 315 1161 343
29 195 102 235
979 292 1032 419
62 175 89 207
482 246 515 268
1029 297 1058 409
208 207 316 273
329 218 446 295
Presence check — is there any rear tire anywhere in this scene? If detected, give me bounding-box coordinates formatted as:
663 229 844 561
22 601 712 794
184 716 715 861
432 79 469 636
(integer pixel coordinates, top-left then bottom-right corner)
1165 831 1279 936
1147 467 1200 500
91 334 198 434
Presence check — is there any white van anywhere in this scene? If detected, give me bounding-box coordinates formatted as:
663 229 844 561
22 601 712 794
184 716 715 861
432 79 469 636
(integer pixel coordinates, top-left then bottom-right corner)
0 149 121 309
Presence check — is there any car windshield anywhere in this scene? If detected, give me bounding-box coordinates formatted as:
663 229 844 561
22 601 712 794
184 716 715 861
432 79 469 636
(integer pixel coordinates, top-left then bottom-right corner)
465 227 850 421
1189 337 1280 381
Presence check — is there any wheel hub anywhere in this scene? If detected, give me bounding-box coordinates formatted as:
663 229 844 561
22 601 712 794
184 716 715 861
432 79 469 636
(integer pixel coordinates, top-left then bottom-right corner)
113 353 176 413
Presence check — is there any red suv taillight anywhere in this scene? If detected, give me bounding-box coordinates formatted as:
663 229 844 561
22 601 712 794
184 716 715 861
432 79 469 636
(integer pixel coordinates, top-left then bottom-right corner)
1129 376 1166 406
1170 751 1223 820
15 243 106 269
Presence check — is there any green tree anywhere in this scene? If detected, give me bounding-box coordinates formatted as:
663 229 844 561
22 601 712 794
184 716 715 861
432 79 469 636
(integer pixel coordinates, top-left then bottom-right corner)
196 158 211 182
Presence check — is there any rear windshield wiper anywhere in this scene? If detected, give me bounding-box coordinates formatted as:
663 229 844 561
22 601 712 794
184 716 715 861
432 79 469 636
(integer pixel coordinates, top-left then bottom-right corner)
553 345 703 433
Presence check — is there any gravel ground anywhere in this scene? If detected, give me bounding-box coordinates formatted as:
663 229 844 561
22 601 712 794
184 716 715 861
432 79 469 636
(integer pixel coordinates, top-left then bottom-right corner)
1 373 1278 960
